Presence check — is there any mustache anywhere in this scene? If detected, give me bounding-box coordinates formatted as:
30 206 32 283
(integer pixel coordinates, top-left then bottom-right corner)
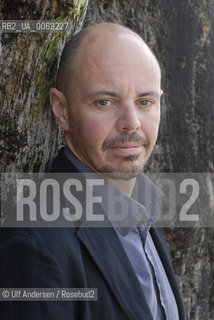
102 131 149 150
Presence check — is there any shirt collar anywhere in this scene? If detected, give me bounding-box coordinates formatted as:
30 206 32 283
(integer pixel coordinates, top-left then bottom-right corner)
64 146 164 236
115 173 164 235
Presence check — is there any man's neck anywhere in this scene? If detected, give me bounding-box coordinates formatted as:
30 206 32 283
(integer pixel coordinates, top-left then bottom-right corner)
108 177 136 197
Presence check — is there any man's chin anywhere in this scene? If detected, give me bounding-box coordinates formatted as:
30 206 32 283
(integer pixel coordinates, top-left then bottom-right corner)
102 171 141 180
98 164 145 180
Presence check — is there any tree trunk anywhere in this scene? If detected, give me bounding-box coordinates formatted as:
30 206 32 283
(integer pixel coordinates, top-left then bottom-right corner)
0 0 88 172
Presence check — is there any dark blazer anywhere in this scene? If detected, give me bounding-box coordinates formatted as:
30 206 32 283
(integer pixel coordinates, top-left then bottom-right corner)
0 148 188 320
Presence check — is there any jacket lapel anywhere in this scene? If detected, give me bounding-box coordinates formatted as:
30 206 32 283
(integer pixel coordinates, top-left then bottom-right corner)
77 226 153 320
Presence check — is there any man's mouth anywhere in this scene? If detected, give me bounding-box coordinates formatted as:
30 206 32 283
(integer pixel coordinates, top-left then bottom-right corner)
109 143 144 156
102 131 150 153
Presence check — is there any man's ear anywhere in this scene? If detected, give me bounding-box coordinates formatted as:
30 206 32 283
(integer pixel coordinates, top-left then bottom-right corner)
49 88 70 132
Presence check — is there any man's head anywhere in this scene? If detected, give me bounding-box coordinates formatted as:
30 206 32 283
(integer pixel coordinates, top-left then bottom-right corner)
50 23 162 179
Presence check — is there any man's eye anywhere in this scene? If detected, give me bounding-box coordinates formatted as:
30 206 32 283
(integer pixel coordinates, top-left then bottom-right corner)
138 99 153 106
96 99 111 107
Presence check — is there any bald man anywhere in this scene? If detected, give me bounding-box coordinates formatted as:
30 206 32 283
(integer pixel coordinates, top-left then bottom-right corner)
0 23 188 320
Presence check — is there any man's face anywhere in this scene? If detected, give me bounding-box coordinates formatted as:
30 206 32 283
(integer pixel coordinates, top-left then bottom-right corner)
64 32 162 179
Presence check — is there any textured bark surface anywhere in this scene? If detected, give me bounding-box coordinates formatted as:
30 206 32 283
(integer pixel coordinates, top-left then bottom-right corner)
0 0 88 172
1 0 214 319
84 1 214 319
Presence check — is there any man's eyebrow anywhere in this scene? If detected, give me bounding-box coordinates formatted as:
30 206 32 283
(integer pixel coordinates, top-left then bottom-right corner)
137 92 160 98
86 91 120 98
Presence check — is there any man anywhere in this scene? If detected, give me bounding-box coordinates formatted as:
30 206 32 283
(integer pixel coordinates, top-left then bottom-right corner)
0 23 187 319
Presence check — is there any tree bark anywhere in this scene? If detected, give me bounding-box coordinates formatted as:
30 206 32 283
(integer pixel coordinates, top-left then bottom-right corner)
0 0 88 172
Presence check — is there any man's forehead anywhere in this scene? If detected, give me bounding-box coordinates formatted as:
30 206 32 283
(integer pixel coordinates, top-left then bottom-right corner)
74 31 156 70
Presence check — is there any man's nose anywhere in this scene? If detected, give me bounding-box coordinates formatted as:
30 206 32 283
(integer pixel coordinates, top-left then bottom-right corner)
116 103 141 132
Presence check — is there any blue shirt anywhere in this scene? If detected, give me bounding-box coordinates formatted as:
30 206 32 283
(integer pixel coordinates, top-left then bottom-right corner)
64 147 179 320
